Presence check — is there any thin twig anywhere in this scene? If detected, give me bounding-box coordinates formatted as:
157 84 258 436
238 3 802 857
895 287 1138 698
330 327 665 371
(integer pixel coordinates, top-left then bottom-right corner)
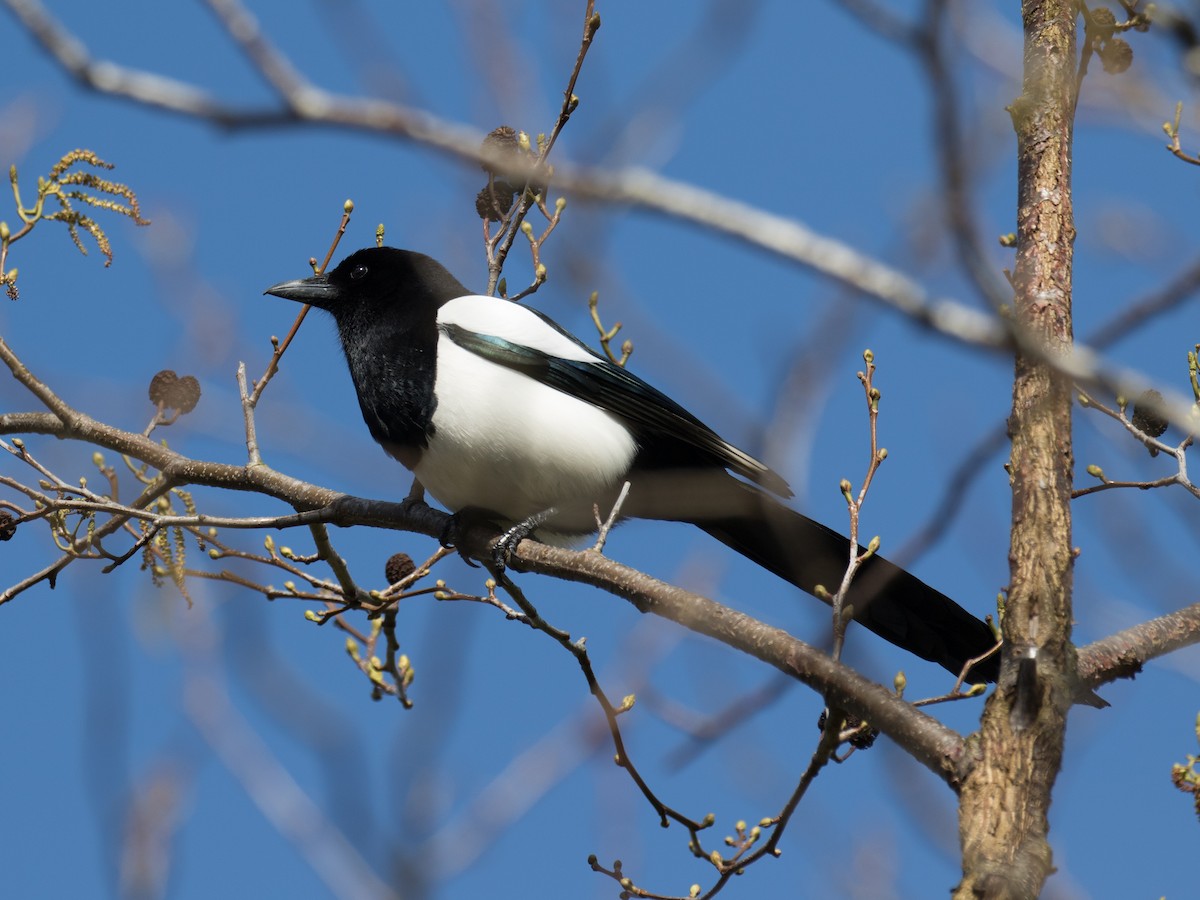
490 568 711 840
237 362 262 467
484 0 600 295
202 0 310 98
591 481 630 553
828 352 886 665
250 201 353 404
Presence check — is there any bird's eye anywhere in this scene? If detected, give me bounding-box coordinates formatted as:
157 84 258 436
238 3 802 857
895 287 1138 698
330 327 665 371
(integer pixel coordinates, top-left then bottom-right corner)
350 264 368 280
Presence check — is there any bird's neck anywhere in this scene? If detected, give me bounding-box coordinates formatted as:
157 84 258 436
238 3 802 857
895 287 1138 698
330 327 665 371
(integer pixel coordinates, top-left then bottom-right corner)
336 307 439 460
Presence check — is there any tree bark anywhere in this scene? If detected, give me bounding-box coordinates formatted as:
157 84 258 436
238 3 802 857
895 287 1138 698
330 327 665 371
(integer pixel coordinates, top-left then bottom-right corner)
955 1 1077 897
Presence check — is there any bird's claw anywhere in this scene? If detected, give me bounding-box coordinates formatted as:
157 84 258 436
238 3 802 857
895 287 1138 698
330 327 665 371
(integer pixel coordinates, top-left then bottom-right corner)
438 516 459 550
439 512 482 569
492 520 535 571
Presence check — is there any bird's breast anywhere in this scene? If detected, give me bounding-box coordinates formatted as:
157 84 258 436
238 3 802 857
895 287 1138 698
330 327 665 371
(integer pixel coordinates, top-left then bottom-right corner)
414 337 637 529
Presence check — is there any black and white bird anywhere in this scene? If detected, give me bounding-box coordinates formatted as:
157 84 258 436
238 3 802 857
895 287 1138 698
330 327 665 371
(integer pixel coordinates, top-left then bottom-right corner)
266 247 1000 681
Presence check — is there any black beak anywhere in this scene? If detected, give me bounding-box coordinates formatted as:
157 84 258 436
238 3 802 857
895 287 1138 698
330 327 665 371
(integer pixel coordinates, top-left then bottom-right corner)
264 274 339 309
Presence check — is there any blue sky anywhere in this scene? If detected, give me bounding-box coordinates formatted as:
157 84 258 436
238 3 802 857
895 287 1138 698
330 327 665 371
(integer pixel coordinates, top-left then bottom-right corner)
2 1 1199 898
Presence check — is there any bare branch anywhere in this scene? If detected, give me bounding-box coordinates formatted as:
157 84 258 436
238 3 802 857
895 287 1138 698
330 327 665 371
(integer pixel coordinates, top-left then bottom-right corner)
1078 603 1200 686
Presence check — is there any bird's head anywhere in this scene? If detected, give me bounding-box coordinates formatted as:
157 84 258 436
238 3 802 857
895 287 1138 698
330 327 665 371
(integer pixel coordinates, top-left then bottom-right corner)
265 246 470 316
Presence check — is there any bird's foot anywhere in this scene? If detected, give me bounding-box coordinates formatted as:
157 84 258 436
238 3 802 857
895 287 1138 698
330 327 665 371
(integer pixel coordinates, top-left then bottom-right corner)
491 508 557 572
492 521 532 571
440 507 557 572
439 507 506 569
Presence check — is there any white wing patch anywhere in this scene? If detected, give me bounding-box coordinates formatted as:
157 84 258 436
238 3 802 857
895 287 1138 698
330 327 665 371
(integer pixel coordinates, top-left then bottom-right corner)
415 310 637 529
437 295 598 363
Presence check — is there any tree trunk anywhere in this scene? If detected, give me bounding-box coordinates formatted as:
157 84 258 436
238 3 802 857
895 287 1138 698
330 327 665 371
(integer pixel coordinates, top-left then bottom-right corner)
955 1 1077 896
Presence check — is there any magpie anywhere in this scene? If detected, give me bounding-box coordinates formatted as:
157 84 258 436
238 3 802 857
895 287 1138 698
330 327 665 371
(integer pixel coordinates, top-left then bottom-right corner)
266 247 1000 682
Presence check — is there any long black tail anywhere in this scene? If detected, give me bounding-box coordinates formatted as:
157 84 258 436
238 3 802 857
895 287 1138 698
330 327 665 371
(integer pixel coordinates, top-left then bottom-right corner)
625 471 1000 681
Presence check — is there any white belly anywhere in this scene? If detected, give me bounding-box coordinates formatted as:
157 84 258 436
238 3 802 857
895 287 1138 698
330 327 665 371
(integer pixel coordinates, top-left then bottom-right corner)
413 336 638 533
